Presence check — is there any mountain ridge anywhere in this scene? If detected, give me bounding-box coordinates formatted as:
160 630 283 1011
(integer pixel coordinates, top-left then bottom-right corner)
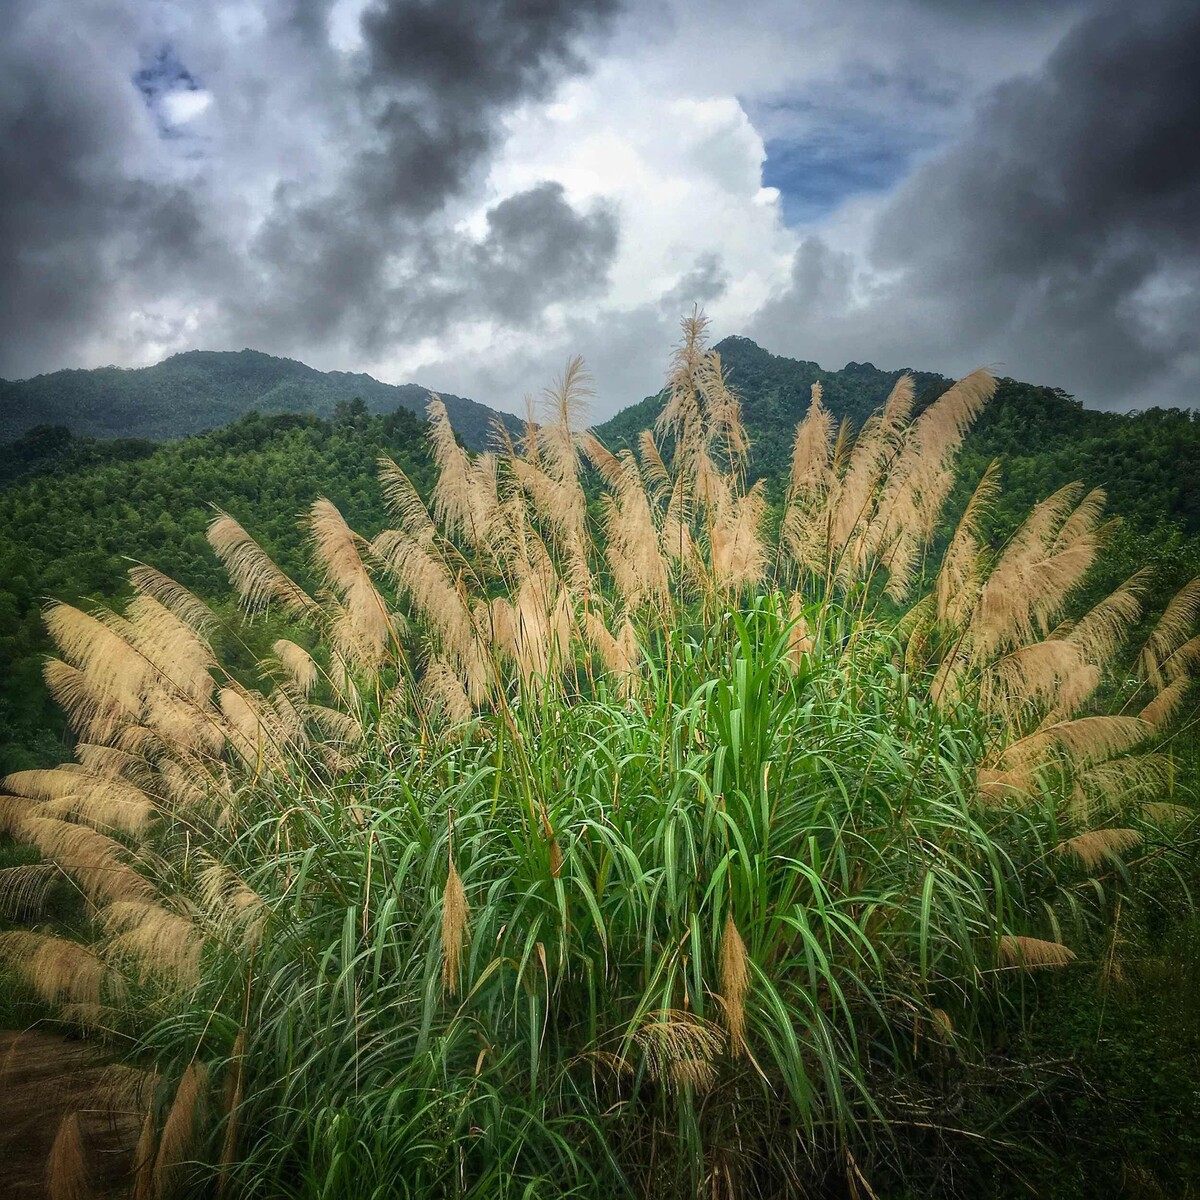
0 347 521 452
4 334 1199 533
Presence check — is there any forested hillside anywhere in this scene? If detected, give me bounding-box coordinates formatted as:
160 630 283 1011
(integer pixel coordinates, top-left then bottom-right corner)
599 335 1200 534
0 403 434 770
4 323 1200 1200
3 335 1199 774
0 348 520 451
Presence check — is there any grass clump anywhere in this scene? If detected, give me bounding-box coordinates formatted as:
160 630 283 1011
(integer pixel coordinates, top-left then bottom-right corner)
1 315 1198 1197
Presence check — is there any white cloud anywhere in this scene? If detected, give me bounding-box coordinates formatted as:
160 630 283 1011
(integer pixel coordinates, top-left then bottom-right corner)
371 56 800 414
161 87 212 124
355 0 1084 417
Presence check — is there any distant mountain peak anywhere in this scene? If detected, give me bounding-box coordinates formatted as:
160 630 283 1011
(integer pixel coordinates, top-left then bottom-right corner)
0 348 520 452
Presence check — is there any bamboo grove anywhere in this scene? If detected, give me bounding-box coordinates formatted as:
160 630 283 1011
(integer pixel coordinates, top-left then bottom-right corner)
1 316 1198 1198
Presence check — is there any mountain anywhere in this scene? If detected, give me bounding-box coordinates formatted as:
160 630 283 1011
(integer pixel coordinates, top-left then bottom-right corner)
596 335 1200 534
0 348 520 452
594 336 951 476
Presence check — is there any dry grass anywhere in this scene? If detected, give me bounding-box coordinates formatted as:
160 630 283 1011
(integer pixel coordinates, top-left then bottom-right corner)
1056 828 1143 869
0 1032 141 1200
998 935 1078 970
153 1062 208 1198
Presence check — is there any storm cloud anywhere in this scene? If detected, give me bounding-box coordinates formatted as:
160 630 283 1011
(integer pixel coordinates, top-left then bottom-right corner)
0 0 621 378
0 7 213 376
750 0 1200 409
1 0 1197 416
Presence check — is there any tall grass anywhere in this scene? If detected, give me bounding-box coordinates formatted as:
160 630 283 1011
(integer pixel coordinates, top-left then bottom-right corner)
1 315 1197 1197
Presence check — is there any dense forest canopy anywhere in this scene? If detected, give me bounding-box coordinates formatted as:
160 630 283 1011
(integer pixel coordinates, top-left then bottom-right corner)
0 404 435 770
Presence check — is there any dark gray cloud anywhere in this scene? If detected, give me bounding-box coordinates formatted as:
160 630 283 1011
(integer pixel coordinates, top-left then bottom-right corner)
359 0 615 209
469 183 619 323
751 0 1200 409
0 0 621 378
3 0 1197 420
232 0 621 356
0 5 210 377
234 180 619 355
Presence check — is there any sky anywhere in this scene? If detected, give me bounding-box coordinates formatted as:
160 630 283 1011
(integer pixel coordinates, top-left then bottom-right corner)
2 0 1197 418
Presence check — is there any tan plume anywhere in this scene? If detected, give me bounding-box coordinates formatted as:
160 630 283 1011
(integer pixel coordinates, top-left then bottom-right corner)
632 1010 724 1095
372 530 483 692
1056 828 1142 869
0 863 60 920
196 857 267 946
998 935 1076 970
427 396 498 550
308 497 394 672
103 899 204 986
1141 577 1200 689
509 456 592 592
782 383 836 575
14 815 153 904
1067 570 1148 663
422 656 473 725
272 639 319 698
44 603 150 716
0 930 120 1010
1140 677 1192 728
935 460 1001 627
207 510 316 616
785 594 814 668
711 482 768 592
154 1062 208 1198
129 566 217 636
1002 715 1151 773
1072 754 1173 817
377 454 437 541
441 858 470 995
719 912 750 1051
44 659 132 744
582 609 641 698
1143 801 1195 827
980 639 1098 722
972 484 1101 660
537 355 591 487
133 1111 155 1200
6 766 156 837
46 1111 90 1200
583 442 668 608
637 429 670 495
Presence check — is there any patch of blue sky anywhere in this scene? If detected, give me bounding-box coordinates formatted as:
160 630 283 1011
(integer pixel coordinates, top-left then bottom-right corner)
133 44 200 103
761 116 939 226
747 68 961 227
133 45 207 139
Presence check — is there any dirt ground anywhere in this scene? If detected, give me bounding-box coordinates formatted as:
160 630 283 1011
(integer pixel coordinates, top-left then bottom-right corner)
0 1030 140 1199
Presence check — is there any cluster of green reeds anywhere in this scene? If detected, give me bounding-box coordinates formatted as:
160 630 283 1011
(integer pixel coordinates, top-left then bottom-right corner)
1 316 1197 1198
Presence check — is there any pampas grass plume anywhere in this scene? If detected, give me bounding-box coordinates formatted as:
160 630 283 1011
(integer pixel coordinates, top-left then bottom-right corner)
442 860 469 996
153 1062 208 1198
720 913 750 1051
47 1111 90 1200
